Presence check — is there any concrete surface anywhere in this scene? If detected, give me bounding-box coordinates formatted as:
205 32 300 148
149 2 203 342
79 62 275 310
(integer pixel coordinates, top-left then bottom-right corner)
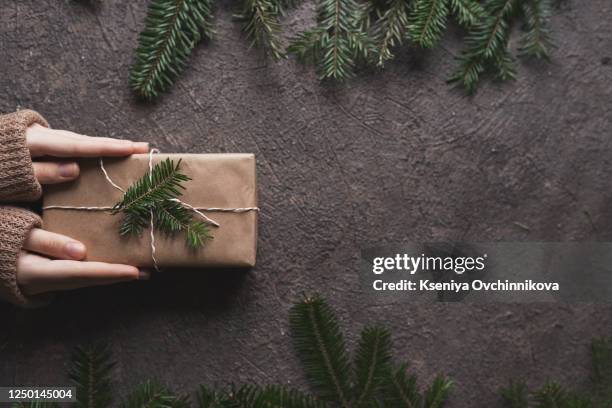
1 0 612 405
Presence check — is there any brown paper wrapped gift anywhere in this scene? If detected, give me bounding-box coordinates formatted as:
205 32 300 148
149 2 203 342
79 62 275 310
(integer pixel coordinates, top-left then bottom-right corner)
42 153 258 268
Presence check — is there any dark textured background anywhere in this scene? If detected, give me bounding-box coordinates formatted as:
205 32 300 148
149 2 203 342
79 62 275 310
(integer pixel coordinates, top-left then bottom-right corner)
1 0 612 406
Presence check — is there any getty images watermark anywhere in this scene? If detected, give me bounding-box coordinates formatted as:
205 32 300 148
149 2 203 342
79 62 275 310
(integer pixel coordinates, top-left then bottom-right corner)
360 243 612 302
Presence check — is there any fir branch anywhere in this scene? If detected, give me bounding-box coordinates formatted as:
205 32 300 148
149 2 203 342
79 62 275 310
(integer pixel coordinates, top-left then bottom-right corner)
423 376 452 408
500 381 529 408
450 0 485 27
113 158 211 249
196 385 222 408
129 0 214 100
113 158 189 218
518 0 553 59
68 344 115 408
448 0 519 93
592 338 612 402
370 0 411 66
407 0 450 49
353 326 392 407
224 384 326 408
533 382 567 408
381 364 421 408
287 0 371 79
234 0 285 60
289 295 352 407
120 381 189 408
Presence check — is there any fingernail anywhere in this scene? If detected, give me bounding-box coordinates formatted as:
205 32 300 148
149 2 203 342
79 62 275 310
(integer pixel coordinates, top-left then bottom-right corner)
134 142 150 151
138 270 151 280
59 163 79 178
66 242 86 259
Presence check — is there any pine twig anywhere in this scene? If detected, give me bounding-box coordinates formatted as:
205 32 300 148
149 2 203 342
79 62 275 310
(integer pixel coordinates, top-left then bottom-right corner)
380 364 422 407
423 376 452 408
518 0 554 59
353 326 392 407
68 344 115 408
129 0 214 100
235 0 285 60
289 295 352 407
500 381 529 408
370 0 411 66
407 0 450 48
287 0 371 79
120 381 189 408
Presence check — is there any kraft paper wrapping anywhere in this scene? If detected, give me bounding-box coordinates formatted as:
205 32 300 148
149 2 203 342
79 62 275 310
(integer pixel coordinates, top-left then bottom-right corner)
42 154 258 268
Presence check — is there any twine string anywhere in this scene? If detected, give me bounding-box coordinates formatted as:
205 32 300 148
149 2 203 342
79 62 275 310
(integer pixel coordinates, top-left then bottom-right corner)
42 149 259 270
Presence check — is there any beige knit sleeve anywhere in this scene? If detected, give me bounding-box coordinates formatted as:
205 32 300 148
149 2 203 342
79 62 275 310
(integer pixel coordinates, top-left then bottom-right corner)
0 110 49 202
0 206 51 307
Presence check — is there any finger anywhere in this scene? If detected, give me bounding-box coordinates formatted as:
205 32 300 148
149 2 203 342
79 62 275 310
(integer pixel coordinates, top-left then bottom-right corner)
27 127 149 157
54 130 149 152
16 255 147 295
33 161 79 184
23 228 86 260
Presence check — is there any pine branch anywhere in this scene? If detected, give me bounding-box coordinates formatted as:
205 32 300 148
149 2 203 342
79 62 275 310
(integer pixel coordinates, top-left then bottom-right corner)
196 385 222 408
533 383 567 408
113 158 189 219
370 0 411 66
287 0 371 79
380 364 421 408
500 381 529 408
353 326 392 407
592 338 612 402
289 295 352 407
423 376 452 408
129 0 214 100
120 381 189 408
450 0 485 26
68 344 115 408
518 0 553 59
223 384 326 408
235 0 285 60
407 0 450 48
448 0 519 93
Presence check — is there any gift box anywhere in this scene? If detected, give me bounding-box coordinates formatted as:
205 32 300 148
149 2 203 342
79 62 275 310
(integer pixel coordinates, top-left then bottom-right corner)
42 153 258 268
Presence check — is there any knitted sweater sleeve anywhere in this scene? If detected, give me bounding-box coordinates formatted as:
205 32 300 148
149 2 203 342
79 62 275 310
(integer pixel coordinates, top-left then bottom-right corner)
0 109 48 202
0 110 51 307
0 207 50 306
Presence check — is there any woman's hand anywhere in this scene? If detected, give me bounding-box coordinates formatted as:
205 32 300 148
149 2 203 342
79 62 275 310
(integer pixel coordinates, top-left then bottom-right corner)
17 124 151 296
26 123 149 184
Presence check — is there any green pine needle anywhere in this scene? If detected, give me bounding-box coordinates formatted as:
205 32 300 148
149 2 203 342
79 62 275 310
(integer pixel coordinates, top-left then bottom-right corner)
448 0 519 93
112 158 212 249
370 0 411 66
68 344 115 408
424 376 452 408
408 0 450 48
289 295 352 407
500 381 529 408
129 0 214 100
235 0 285 60
450 0 485 26
223 384 325 408
381 364 422 407
518 0 553 59
533 382 567 408
195 385 222 408
120 381 189 408
592 338 612 402
353 326 393 407
287 0 371 79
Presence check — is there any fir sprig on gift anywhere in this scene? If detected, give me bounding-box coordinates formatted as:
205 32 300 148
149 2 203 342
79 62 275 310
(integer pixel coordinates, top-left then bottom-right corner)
129 0 214 99
112 158 212 249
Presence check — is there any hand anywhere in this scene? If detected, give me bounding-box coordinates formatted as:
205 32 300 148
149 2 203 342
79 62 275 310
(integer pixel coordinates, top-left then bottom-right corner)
26 123 149 184
17 124 151 296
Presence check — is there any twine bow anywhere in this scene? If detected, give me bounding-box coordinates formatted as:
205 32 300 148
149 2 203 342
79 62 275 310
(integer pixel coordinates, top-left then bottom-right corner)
43 149 259 270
